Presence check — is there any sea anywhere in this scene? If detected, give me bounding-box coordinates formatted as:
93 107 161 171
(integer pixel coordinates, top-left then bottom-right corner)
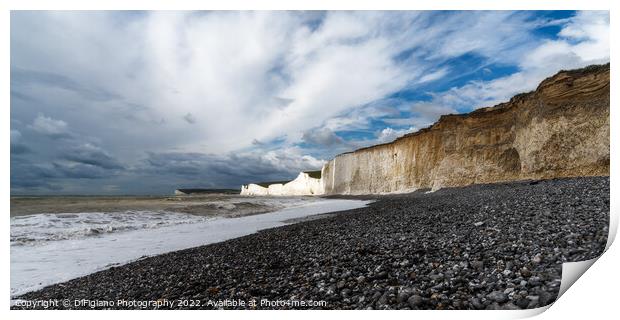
10 196 370 297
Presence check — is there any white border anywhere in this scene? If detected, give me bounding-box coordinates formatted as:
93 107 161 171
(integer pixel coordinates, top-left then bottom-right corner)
2 1 616 320
0 0 613 10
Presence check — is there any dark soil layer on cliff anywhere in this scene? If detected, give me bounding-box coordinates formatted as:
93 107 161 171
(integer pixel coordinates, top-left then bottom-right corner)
15 177 609 310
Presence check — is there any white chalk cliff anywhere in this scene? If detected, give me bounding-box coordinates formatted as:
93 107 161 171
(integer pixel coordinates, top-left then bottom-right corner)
241 64 610 196
241 171 324 196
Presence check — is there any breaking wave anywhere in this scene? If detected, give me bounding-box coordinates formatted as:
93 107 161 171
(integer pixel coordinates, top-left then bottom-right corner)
10 211 213 246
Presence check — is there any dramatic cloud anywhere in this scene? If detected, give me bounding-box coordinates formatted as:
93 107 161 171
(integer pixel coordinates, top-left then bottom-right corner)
134 147 325 189
10 11 609 194
408 11 610 118
63 143 124 170
52 162 112 180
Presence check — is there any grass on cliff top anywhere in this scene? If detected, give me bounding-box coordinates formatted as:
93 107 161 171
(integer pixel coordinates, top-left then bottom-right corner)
253 180 292 188
304 170 322 179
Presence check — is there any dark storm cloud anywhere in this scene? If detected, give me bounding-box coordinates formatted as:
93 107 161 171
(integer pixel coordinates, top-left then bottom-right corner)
10 129 31 154
10 131 126 193
10 160 62 191
63 144 124 170
10 11 607 195
10 156 125 193
10 178 62 191
51 162 111 179
10 144 31 155
137 150 322 188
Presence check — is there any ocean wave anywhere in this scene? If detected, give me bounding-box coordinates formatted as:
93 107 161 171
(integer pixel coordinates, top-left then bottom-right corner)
10 211 212 246
10 197 320 247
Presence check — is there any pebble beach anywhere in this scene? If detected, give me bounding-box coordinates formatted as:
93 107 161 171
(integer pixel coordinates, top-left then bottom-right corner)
13 177 609 310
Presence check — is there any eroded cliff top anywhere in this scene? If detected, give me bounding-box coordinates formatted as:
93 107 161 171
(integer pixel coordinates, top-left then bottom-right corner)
339 63 610 156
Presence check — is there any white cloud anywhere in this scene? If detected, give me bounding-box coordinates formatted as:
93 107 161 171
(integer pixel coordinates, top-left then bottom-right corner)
376 127 415 143
417 68 449 84
12 11 556 160
10 129 22 142
406 11 609 117
29 114 69 137
302 127 345 146
10 11 610 193
428 11 542 64
258 147 326 173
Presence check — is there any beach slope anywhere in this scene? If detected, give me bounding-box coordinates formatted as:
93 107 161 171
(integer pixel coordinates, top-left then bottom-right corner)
14 176 608 310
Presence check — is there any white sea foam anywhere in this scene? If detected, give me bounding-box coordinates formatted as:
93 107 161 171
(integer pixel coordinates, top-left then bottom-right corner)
10 211 212 246
10 197 321 246
10 198 370 297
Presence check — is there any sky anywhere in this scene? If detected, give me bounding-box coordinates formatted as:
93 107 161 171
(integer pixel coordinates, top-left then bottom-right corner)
10 10 610 195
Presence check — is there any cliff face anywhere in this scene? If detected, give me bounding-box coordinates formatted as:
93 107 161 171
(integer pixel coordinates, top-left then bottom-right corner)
241 172 324 196
322 64 610 194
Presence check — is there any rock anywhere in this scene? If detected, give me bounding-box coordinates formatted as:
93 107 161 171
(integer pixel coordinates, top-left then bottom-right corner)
429 273 444 281
528 276 542 286
539 290 555 306
474 221 485 227
520 267 532 278
486 302 502 310
377 292 389 306
11 174 609 311
470 298 484 309
501 303 521 310
407 295 424 308
471 260 484 270
515 298 530 309
397 288 412 303
532 254 543 264
336 280 346 290
526 295 540 308
326 284 336 295
370 291 382 302
487 291 509 303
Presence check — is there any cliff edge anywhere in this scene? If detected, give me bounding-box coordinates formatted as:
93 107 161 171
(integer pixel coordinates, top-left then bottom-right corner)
322 64 610 194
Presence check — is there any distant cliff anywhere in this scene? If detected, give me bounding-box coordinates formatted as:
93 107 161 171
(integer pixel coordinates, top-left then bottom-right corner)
241 171 323 196
175 188 240 195
322 64 610 194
